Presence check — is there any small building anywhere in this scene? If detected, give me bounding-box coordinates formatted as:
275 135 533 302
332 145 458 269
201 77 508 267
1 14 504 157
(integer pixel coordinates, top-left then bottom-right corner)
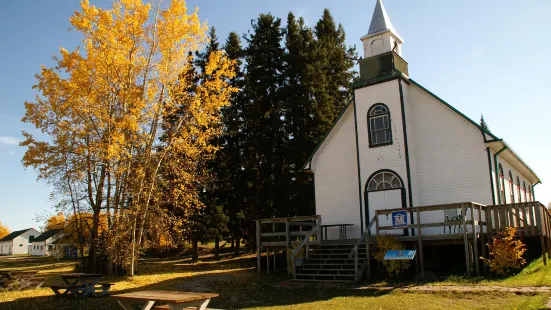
29 229 64 256
0 228 39 255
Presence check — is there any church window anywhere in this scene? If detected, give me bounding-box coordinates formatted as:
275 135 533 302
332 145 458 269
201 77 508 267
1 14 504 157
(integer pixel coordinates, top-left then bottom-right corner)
522 181 527 202
508 171 515 203
498 164 506 204
367 171 402 191
368 104 392 147
528 186 532 202
516 177 521 202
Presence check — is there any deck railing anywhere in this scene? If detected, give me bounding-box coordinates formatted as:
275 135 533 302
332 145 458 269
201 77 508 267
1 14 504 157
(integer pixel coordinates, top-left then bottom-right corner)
255 215 322 274
349 201 550 280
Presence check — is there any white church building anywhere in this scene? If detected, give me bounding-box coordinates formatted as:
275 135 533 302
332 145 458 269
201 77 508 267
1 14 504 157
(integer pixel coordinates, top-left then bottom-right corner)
303 0 541 240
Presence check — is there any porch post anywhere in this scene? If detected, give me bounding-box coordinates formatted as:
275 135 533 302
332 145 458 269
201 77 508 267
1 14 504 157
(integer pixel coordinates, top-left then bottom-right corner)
256 220 261 273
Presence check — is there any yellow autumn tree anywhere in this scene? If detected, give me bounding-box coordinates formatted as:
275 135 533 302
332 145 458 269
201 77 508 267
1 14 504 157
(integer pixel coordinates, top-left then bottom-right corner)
0 221 9 239
45 213 66 231
22 0 235 275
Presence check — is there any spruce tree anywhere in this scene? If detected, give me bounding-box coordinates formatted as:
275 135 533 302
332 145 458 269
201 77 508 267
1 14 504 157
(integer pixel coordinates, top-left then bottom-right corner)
242 14 286 224
218 31 246 255
282 13 316 216
311 9 357 138
192 27 229 260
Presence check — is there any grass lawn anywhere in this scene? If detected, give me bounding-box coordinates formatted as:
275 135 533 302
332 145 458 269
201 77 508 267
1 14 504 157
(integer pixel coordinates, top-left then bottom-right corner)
428 257 551 287
0 253 549 310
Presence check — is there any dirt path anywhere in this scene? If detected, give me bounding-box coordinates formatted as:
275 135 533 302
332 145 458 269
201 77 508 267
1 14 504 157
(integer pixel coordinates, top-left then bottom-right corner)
357 285 551 295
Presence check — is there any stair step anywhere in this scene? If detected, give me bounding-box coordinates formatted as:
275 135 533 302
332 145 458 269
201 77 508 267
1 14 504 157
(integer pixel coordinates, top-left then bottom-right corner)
296 273 355 281
293 278 354 283
302 264 356 269
307 259 365 264
314 249 366 254
299 268 355 275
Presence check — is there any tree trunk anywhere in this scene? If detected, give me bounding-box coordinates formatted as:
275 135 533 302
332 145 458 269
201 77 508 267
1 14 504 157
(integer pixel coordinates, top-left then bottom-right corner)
235 236 240 257
214 238 220 260
191 237 198 263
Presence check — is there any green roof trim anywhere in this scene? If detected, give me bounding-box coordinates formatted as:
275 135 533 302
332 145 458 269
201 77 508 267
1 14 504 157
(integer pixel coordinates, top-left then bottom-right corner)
409 79 501 141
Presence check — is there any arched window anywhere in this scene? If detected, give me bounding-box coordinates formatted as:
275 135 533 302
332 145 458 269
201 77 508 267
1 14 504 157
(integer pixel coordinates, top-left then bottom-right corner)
522 181 527 203
368 104 392 147
508 171 515 203
367 170 403 191
528 186 532 202
498 164 506 204
516 177 521 203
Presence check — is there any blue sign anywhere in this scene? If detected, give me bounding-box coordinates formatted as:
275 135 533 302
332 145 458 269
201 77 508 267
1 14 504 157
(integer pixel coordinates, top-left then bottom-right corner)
384 250 416 260
391 210 408 228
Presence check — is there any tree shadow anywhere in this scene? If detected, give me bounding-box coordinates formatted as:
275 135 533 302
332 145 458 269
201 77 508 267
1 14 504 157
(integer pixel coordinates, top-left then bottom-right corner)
0 264 393 310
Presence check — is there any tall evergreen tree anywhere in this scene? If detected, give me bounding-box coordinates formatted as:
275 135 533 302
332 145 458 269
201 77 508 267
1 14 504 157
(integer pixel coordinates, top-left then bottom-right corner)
216 31 247 255
311 9 357 138
191 27 229 260
282 13 316 216
241 14 286 225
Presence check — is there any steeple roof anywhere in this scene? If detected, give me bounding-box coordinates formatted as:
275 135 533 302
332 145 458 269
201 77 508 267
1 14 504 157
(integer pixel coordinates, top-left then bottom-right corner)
368 0 394 35
362 0 402 42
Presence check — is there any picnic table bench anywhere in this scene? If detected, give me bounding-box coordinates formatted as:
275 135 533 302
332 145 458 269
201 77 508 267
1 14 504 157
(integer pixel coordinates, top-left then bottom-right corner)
113 290 219 310
45 273 113 298
0 271 46 291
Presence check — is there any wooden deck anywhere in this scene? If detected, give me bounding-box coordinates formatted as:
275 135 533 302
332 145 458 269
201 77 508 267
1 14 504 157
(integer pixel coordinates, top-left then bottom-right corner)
256 201 551 282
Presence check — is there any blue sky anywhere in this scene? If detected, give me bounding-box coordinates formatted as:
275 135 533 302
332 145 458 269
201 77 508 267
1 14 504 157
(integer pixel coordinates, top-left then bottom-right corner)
1 0 550 231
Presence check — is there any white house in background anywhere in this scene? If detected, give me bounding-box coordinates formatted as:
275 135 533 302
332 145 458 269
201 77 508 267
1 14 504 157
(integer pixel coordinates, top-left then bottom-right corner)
0 228 39 255
29 229 64 256
303 0 541 239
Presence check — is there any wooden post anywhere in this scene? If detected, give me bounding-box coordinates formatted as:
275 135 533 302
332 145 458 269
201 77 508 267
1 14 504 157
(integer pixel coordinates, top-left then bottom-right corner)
535 204 547 265
461 204 471 276
529 203 537 236
522 203 529 236
515 204 523 238
266 248 270 275
366 237 371 281
375 214 380 237
273 249 276 271
285 219 290 274
416 209 424 277
256 220 261 273
470 204 480 276
479 205 487 275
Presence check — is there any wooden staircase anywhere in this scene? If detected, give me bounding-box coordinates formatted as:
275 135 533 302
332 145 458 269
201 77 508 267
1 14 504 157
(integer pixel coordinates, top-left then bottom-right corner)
294 243 368 282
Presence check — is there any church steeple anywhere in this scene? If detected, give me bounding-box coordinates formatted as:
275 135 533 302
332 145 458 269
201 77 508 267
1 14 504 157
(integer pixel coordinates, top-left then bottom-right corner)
361 0 403 58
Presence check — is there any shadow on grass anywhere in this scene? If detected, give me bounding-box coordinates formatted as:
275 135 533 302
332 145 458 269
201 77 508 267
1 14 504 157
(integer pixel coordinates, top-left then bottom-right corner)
0 259 393 310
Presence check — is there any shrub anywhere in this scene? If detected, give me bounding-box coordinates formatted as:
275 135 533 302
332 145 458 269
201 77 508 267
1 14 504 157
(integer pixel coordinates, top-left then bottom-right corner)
374 235 410 277
483 227 526 276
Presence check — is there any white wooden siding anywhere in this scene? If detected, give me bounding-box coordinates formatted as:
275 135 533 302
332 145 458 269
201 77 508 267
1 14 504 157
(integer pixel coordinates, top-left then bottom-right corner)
312 104 362 239
408 84 492 234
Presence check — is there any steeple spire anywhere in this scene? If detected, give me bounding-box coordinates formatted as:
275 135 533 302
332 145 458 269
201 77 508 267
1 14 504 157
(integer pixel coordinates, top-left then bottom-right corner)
367 0 394 36
360 0 403 58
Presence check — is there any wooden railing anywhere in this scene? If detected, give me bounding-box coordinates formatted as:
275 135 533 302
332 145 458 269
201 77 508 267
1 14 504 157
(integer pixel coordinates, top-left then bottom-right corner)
255 216 322 274
348 216 376 282
349 201 551 280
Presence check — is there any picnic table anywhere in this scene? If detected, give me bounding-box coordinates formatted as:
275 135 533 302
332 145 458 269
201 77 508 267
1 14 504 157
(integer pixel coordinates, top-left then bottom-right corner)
113 290 219 310
0 271 45 291
46 273 113 298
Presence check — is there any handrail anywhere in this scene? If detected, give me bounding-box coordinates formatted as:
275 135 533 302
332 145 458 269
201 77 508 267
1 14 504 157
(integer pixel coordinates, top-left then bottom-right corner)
348 216 377 282
349 216 376 259
291 219 322 279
